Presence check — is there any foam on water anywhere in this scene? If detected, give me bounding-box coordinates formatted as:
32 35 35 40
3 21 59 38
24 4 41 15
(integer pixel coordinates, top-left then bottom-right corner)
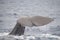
0 33 60 40
0 33 9 36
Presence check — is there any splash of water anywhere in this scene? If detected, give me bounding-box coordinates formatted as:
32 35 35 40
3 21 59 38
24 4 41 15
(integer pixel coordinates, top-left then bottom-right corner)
0 33 60 40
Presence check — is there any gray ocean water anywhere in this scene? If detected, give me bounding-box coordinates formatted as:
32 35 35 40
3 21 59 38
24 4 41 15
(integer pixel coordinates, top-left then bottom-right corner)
0 0 60 40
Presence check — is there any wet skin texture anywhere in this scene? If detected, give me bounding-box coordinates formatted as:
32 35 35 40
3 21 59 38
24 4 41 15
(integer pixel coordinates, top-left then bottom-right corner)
9 23 25 36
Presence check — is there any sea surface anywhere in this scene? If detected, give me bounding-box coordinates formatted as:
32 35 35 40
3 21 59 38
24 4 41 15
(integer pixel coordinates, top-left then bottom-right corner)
0 0 60 40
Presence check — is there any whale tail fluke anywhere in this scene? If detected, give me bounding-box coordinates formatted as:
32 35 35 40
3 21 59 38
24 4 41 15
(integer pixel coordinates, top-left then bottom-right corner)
9 23 25 36
9 16 54 36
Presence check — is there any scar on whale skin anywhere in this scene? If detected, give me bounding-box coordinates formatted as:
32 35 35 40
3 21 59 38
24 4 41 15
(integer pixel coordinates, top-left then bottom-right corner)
9 16 54 36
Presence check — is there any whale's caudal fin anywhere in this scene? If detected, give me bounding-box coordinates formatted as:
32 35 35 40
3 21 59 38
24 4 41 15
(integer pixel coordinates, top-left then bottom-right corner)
9 23 25 36
9 16 54 36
